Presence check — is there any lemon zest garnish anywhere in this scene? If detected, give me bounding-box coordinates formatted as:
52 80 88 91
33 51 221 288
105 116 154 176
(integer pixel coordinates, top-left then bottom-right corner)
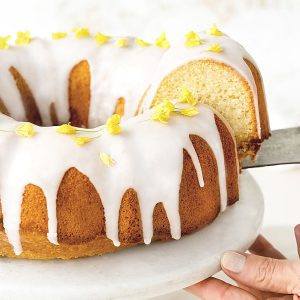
135 38 150 47
0 35 10 49
52 32 68 40
15 31 31 45
72 27 91 38
115 37 128 48
184 31 202 48
15 122 35 137
178 87 197 105
155 32 170 48
105 114 123 134
209 24 223 36
207 43 223 53
178 107 199 117
150 99 175 124
75 136 92 146
95 32 110 45
99 152 115 167
56 123 76 135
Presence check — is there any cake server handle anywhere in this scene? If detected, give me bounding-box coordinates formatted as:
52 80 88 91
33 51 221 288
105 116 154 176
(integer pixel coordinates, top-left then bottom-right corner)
242 127 300 169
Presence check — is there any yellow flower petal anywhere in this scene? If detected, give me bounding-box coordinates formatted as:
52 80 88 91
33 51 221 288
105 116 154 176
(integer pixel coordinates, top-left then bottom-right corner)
207 43 223 53
209 24 223 36
161 99 175 113
15 31 31 45
99 152 115 167
150 109 170 124
106 114 121 126
178 87 197 105
56 123 76 135
150 100 174 124
179 107 199 117
105 114 123 135
106 124 123 134
75 136 92 146
184 31 202 48
15 122 35 137
0 35 10 49
52 32 68 40
72 27 90 38
155 32 170 48
115 37 128 48
95 32 110 45
135 38 150 47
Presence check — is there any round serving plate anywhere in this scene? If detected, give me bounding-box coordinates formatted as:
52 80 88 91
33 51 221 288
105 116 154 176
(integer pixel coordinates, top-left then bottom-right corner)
0 170 263 300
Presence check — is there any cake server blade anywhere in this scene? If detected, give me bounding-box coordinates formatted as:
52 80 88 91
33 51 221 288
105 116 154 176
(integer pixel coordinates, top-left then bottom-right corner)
242 127 300 169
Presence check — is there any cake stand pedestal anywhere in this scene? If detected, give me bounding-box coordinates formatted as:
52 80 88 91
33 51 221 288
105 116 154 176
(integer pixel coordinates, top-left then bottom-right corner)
0 171 263 300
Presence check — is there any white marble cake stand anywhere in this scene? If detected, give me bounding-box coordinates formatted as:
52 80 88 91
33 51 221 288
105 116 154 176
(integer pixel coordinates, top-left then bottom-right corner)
0 170 263 300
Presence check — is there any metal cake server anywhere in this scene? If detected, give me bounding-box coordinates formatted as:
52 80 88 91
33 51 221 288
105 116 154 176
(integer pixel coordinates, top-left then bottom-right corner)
242 127 300 169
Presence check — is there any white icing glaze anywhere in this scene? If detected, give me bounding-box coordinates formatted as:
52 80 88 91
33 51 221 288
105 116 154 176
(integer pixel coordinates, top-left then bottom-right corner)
0 33 261 135
0 104 231 255
0 37 165 127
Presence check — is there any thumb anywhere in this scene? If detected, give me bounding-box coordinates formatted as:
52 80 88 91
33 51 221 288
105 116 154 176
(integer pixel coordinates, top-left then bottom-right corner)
221 251 300 295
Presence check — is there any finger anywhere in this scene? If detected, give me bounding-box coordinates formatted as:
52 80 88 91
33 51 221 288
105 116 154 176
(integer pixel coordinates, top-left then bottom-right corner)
221 251 300 295
294 225 300 257
250 235 286 259
237 282 285 300
185 277 258 300
267 296 294 300
242 235 285 299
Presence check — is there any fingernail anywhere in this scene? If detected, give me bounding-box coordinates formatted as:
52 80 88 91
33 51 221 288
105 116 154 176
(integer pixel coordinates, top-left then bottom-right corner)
221 251 246 273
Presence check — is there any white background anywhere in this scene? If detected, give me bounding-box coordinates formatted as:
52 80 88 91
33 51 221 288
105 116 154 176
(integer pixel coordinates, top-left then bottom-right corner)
0 0 299 298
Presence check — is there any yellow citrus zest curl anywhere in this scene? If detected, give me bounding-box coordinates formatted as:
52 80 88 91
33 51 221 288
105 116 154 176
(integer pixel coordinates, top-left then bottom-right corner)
52 32 68 40
185 31 202 48
0 35 10 49
105 114 123 135
155 32 170 48
16 31 31 45
99 152 115 167
72 27 91 38
207 43 223 53
95 32 110 45
56 123 76 135
135 38 150 47
116 38 128 48
75 136 92 146
151 88 200 124
150 99 175 124
15 122 35 137
178 87 198 105
209 24 223 36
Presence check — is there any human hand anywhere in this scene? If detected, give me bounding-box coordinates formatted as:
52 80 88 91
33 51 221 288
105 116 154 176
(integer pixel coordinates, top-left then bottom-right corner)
185 225 300 300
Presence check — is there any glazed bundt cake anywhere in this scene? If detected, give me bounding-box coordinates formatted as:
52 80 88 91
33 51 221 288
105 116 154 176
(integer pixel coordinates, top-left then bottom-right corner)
0 26 269 259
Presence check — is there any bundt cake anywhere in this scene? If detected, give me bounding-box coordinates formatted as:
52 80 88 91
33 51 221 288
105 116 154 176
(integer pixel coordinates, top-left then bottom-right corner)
0 26 269 259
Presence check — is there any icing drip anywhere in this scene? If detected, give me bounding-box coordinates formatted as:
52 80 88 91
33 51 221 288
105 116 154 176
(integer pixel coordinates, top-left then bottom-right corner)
0 105 230 255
